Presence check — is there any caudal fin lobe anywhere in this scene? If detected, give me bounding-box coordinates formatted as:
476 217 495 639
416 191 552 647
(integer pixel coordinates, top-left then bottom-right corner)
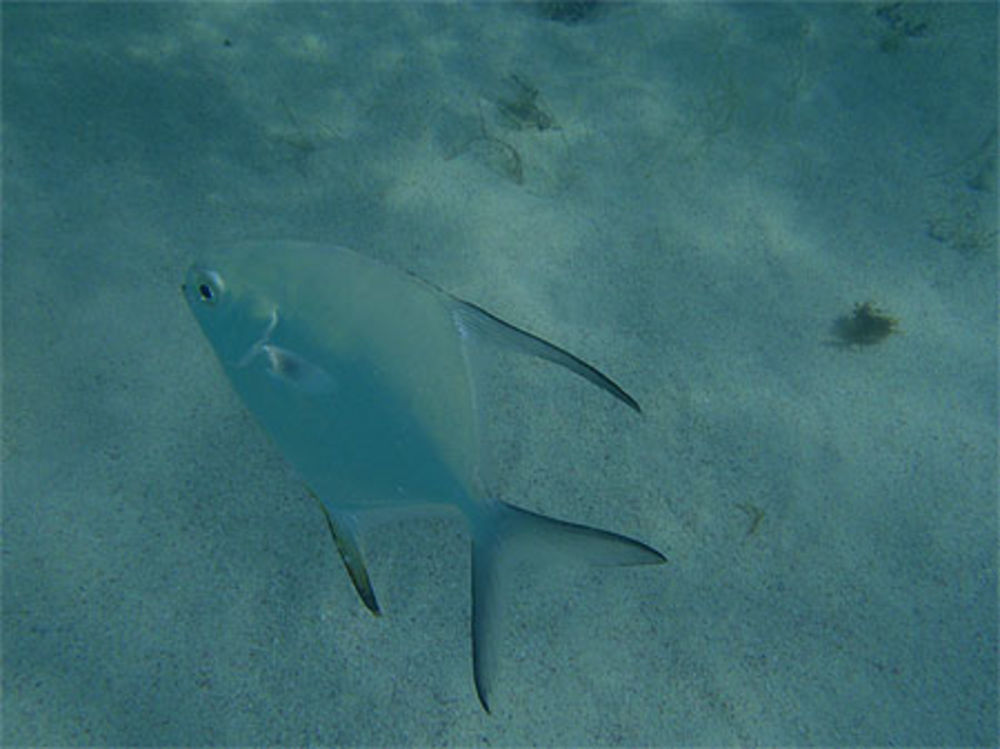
470 499 665 713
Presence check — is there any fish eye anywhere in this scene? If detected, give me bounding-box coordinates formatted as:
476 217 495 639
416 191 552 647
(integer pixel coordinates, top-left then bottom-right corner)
192 269 225 306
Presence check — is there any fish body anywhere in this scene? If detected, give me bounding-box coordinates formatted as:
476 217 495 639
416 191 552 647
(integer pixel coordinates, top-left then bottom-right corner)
182 241 664 711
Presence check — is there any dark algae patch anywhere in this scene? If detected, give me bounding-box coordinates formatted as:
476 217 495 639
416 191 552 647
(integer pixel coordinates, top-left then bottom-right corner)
735 502 766 538
497 74 559 132
444 74 563 188
535 1 604 25
831 301 901 346
873 2 931 54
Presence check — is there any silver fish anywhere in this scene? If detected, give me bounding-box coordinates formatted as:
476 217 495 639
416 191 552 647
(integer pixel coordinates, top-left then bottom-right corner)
182 241 664 712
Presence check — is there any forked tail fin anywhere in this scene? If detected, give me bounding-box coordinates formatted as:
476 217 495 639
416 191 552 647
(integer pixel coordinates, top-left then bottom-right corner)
470 498 665 713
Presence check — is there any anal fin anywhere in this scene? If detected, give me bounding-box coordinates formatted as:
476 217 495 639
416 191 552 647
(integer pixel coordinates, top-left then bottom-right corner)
312 493 381 616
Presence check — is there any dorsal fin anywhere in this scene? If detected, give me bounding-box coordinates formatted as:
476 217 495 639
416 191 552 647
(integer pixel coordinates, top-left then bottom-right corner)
451 298 641 413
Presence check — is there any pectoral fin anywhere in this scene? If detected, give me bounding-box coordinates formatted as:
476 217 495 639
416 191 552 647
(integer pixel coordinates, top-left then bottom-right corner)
237 309 335 395
262 344 336 395
312 494 380 616
452 298 641 413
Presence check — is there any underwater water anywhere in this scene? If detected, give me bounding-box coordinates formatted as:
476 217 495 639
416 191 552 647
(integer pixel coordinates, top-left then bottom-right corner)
2 2 996 745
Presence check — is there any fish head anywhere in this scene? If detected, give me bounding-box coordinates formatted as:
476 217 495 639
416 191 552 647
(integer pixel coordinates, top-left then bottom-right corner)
182 262 275 368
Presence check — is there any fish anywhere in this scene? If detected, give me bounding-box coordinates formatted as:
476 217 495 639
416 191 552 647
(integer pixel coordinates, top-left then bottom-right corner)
181 241 665 712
